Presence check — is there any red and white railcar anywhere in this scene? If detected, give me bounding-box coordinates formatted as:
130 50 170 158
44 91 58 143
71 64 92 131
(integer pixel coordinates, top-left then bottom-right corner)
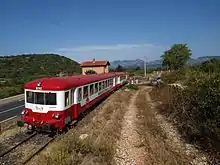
18 72 127 132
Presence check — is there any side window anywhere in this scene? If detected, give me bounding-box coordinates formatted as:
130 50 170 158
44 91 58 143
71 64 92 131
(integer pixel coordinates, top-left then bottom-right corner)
26 91 34 103
90 84 94 96
65 91 69 106
102 81 104 89
95 83 98 93
110 79 113 86
107 80 109 87
78 88 82 102
83 86 88 99
99 82 102 91
71 89 74 104
104 81 106 89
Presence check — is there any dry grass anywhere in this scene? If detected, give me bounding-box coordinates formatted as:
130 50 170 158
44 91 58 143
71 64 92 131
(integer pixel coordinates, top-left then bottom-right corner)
0 125 25 153
28 89 134 165
135 87 191 165
0 116 21 134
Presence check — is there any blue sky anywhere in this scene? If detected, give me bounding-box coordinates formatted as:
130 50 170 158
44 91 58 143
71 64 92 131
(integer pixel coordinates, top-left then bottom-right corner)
0 0 220 62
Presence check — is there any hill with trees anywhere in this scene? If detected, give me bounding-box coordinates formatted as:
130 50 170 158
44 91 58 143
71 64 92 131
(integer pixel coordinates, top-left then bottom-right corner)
0 54 81 99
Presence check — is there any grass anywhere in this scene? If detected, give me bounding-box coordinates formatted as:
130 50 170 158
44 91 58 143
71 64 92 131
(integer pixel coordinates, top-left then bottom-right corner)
135 88 191 165
0 86 23 99
31 89 134 165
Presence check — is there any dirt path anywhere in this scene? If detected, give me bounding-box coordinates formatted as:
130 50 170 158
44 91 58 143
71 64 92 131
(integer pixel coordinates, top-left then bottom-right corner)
114 91 146 165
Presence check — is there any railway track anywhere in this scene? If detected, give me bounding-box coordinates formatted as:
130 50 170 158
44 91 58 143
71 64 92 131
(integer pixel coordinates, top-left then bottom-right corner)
22 136 55 165
0 132 56 165
0 132 37 158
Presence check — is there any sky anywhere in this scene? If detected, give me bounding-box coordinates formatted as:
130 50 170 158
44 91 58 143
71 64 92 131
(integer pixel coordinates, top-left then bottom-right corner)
0 0 220 62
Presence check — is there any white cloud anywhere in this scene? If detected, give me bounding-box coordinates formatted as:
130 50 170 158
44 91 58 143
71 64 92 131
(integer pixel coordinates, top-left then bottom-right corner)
56 43 162 52
55 43 165 62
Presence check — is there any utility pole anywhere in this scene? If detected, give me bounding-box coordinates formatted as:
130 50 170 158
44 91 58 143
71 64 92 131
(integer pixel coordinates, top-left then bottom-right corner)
143 56 147 78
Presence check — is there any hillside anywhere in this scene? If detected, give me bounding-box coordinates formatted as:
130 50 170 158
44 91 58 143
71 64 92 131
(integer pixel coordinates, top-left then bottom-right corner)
110 56 220 69
0 54 81 99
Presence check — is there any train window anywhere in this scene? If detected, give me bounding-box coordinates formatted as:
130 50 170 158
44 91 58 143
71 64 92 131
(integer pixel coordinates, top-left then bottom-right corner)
35 92 45 105
99 82 102 91
95 83 98 93
107 80 109 87
104 81 107 88
78 88 82 102
26 91 34 103
102 81 104 89
104 81 106 88
110 79 113 86
65 91 69 106
71 89 74 104
83 86 88 99
45 93 56 105
103 81 105 89
90 84 94 95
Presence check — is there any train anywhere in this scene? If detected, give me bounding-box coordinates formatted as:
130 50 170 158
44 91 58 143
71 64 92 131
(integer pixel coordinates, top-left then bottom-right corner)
17 72 128 133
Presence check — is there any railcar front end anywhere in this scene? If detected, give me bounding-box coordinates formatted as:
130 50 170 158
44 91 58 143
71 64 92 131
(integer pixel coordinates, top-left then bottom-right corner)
18 89 72 133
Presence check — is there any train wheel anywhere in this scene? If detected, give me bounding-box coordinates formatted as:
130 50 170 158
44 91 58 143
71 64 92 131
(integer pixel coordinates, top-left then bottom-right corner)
56 129 63 135
26 125 35 134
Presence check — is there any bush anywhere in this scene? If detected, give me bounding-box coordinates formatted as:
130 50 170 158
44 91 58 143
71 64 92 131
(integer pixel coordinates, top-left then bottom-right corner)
159 62 220 154
85 70 97 75
125 84 139 90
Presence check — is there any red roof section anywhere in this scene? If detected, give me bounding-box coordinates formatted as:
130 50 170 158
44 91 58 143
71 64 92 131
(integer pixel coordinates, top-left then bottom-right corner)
24 72 126 91
80 60 110 67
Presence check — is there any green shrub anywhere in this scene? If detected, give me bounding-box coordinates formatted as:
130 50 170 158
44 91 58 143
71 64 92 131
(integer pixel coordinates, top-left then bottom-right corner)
161 64 220 153
125 84 139 90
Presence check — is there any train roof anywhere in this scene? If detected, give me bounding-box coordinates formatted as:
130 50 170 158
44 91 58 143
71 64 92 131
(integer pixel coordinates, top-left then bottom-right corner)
24 72 126 91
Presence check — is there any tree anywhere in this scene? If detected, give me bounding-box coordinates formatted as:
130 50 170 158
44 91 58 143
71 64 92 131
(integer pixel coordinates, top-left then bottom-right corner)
135 66 141 70
161 44 192 70
115 65 125 72
109 68 115 72
85 69 97 75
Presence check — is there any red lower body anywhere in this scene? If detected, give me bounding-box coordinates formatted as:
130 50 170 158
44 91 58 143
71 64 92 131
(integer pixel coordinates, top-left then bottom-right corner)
21 83 126 131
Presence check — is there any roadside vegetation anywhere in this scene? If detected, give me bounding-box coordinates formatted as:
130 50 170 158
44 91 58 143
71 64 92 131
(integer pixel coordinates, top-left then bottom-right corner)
150 43 220 163
0 54 81 99
125 84 139 90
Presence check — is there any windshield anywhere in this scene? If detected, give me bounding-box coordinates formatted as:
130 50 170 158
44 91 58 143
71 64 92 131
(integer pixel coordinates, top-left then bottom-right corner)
26 91 57 105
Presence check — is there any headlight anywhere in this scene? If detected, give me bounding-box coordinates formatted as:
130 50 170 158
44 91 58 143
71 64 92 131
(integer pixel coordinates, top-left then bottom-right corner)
21 110 28 115
52 113 61 119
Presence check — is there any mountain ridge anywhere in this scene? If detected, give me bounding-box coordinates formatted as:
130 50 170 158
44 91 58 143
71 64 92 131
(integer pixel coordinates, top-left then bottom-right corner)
110 56 220 68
